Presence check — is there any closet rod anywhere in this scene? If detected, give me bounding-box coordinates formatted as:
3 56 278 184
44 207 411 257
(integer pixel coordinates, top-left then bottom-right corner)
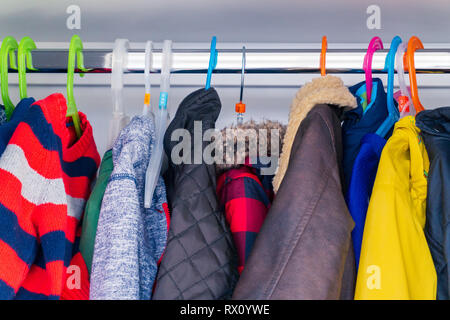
8 48 450 74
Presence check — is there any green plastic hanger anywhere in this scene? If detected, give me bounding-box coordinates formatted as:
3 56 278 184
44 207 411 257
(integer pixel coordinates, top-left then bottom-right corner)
67 35 89 138
0 37 18 121
18 37 37 100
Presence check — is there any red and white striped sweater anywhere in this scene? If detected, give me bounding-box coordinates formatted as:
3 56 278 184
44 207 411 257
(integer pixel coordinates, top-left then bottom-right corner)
0 93 100 299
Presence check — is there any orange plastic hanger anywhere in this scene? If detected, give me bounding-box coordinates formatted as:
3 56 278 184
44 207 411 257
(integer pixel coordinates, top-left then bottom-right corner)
403 36 425 114
320 36 327 76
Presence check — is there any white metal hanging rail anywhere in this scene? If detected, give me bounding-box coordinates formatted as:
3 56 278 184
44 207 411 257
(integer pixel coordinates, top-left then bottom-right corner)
8 48 450 74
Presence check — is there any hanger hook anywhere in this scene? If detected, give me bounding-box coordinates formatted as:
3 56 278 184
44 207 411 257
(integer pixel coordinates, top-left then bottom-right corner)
240 46 246 102
143 40 153 112
111 39 130 115
363 36 384 105
236 46 246 124
404 36 425 113
396 42 412 117
205 36 217 90
375 36 402 137
0 36 18 121
384 36 402 114
18 36 37 100
67 34 89 138
320 36 327 76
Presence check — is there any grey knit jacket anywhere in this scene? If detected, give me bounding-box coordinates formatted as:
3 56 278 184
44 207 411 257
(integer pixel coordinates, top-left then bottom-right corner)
90 116 169 300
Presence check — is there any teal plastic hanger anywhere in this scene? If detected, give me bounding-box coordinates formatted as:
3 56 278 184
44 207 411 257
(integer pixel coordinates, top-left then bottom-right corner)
18 36 37 100
375 36 401 138
0 37 18 120
205 36 217 90
67 35 89 138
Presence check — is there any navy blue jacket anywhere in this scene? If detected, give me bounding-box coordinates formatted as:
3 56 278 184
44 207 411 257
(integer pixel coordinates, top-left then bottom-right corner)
342 79 389 192
416 107 450 300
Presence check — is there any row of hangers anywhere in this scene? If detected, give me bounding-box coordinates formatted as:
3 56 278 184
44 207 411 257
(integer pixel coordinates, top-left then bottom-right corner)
321 35 425 138
0 34 426 134
0 34 427 208
0 35 86 138
0 35 218 210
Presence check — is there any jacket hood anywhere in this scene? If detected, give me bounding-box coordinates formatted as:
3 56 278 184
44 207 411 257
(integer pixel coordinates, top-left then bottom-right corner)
273 75 357 192
341 78 390 192
344 78 390 127
416 107 450 139
349 78 387 108
164 87 221 157
215 119 286 175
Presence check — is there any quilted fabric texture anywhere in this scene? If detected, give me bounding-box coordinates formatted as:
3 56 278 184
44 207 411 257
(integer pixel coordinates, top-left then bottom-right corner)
153 88 239 300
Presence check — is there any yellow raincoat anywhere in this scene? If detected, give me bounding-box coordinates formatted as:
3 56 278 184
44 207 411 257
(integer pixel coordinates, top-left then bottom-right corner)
355 116 437 300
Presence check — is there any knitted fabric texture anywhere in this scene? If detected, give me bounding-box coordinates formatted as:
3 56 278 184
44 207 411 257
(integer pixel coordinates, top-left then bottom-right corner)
0 99 35 153
19 95 99 300
273 75 357 193
0 93 100 300
29 94 99 300
90 115 169 300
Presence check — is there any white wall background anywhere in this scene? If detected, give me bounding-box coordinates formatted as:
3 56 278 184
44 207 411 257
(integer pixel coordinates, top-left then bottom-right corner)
2 0 450 43
1 0 450 155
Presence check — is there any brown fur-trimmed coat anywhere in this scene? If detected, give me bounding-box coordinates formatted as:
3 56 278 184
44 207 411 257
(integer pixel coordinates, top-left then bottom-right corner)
232 76 358 299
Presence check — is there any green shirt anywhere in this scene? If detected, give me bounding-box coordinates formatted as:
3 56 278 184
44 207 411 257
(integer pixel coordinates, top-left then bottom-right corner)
80 150 113 274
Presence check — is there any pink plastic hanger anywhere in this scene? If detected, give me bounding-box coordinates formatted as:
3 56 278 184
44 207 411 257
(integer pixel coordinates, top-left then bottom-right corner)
363 37 384 104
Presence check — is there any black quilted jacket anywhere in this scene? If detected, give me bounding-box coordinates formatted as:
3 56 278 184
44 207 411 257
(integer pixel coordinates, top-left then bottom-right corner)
152 88 239 300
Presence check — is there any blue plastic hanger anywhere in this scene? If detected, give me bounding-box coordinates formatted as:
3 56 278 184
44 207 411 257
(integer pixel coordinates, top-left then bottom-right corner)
375 36 401 138
205 36 217 90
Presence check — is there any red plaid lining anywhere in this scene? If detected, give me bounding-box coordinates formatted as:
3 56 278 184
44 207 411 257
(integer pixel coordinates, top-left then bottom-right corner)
217 166 272 274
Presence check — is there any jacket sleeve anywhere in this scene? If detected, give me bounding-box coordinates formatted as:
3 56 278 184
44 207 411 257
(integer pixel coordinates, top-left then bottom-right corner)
217 168 270 275
89 173 141 300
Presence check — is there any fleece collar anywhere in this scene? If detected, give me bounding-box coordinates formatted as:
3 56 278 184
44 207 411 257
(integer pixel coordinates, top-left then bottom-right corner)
273 75 357 193
215 119 286 175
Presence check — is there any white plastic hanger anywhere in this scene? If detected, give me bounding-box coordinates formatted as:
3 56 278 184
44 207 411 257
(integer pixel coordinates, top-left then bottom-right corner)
142 41 153 117
107 39 131 150
144 40 172 208
395 42 415 117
